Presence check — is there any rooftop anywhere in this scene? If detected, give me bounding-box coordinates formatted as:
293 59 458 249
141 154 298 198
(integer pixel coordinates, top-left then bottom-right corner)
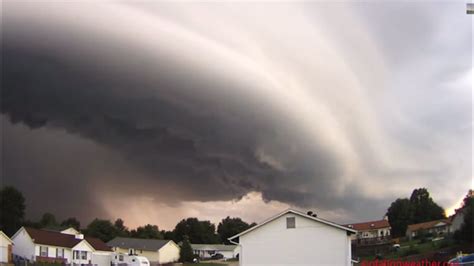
407 219 451 232
107 237 172 251
345 219 390 231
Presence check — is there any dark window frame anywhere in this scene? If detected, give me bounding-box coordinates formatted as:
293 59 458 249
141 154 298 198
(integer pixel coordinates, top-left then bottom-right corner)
286 217 296 229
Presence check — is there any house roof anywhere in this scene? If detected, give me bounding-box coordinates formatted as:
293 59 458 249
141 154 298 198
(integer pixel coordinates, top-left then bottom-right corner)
0 231 13 244
407 219 451 232
23 227 83 248
228 209 357 242
345 219 390 231
107 237 171 251
191 244 237 251
43 226 77 232
15 227 109 251
86 237 113 252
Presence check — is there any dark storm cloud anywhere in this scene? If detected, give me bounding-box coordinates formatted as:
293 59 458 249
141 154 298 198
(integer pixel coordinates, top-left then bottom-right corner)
1 2 345 215
1 1 471 224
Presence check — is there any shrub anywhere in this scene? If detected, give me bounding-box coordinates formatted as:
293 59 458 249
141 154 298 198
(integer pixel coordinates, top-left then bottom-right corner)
179 235 194 262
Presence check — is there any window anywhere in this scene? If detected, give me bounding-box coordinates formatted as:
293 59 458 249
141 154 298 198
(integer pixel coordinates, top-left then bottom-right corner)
56 248 64 258
73 250 78 259
286 217 296 229
81 251 87 260
119 255 124 262
40 246 48 257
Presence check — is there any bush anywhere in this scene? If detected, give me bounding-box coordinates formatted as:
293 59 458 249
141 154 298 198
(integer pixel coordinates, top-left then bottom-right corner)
179 235 194 262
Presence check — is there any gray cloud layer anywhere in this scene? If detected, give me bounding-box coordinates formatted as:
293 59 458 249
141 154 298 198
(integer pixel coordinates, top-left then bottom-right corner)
1 2 471 224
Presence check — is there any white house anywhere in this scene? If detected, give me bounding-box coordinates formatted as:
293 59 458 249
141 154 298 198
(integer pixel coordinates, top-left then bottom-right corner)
345 219 391 240
449 191 473 233
228 209 357 266
191 244 239 259
108 237 180 265
0 231 13 264
11 227 112 265
406 219 451 240
450 210 465 233
59 227 81 236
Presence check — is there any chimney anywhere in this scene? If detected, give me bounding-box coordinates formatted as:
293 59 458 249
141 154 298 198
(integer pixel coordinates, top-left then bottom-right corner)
75 234 84 240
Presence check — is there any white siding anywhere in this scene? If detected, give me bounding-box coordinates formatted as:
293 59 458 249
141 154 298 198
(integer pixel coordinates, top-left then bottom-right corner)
239 213 352 266
0 233 12 263
220 250 234 259
72 240 94 264
92 251 112 266
450 213 465 233
34 245 71 262
12 228 35 261
157 241 180 264
60 228 80 235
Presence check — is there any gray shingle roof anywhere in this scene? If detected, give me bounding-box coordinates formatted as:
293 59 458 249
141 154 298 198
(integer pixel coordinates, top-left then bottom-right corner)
107 237 171 251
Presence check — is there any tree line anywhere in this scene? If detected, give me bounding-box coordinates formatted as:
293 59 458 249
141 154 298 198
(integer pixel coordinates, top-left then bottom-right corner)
1 186 471 245
386 187 472 243
0 186 256 244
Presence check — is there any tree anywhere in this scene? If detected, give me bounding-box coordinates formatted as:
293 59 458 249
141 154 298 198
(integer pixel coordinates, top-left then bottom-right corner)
409 188 445 223
131 224 162 239
0 186 26 236
61 217 80 230
114 219 130 237
386 198 412 237
40 213 58 228
454 190 473 243
179 236 194 263
217 217 254 244
161 230 174 240
386 188 446 237
173 218 219 244
85 219 118 242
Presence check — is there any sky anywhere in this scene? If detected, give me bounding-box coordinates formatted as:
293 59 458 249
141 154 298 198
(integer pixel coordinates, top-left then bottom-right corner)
1 1 472 230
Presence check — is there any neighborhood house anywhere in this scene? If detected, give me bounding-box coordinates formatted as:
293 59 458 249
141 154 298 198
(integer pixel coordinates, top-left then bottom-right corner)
406 219 451 240
107 237 180 265
191 244 239 259
11 227 112 265
345 219 391 245
228 209 357 266
0 231 13 264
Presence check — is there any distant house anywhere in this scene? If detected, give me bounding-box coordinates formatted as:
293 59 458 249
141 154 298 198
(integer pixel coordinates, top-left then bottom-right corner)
0 231 13 264
450 209 466 233
11 227 112 265
107 237 179 265
58 227 81 236
228 209 357 266
449 191 473 233
345 219 391 245
191 244 239 259
406 219 451 240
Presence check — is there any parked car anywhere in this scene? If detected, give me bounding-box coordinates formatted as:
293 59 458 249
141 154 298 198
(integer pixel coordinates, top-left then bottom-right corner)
211 253 224 260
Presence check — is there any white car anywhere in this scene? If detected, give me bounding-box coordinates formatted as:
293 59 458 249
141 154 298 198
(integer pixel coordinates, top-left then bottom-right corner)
112 254 150 266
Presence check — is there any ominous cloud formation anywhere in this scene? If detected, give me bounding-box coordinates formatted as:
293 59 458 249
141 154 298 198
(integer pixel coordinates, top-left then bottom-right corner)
1 1 471 228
